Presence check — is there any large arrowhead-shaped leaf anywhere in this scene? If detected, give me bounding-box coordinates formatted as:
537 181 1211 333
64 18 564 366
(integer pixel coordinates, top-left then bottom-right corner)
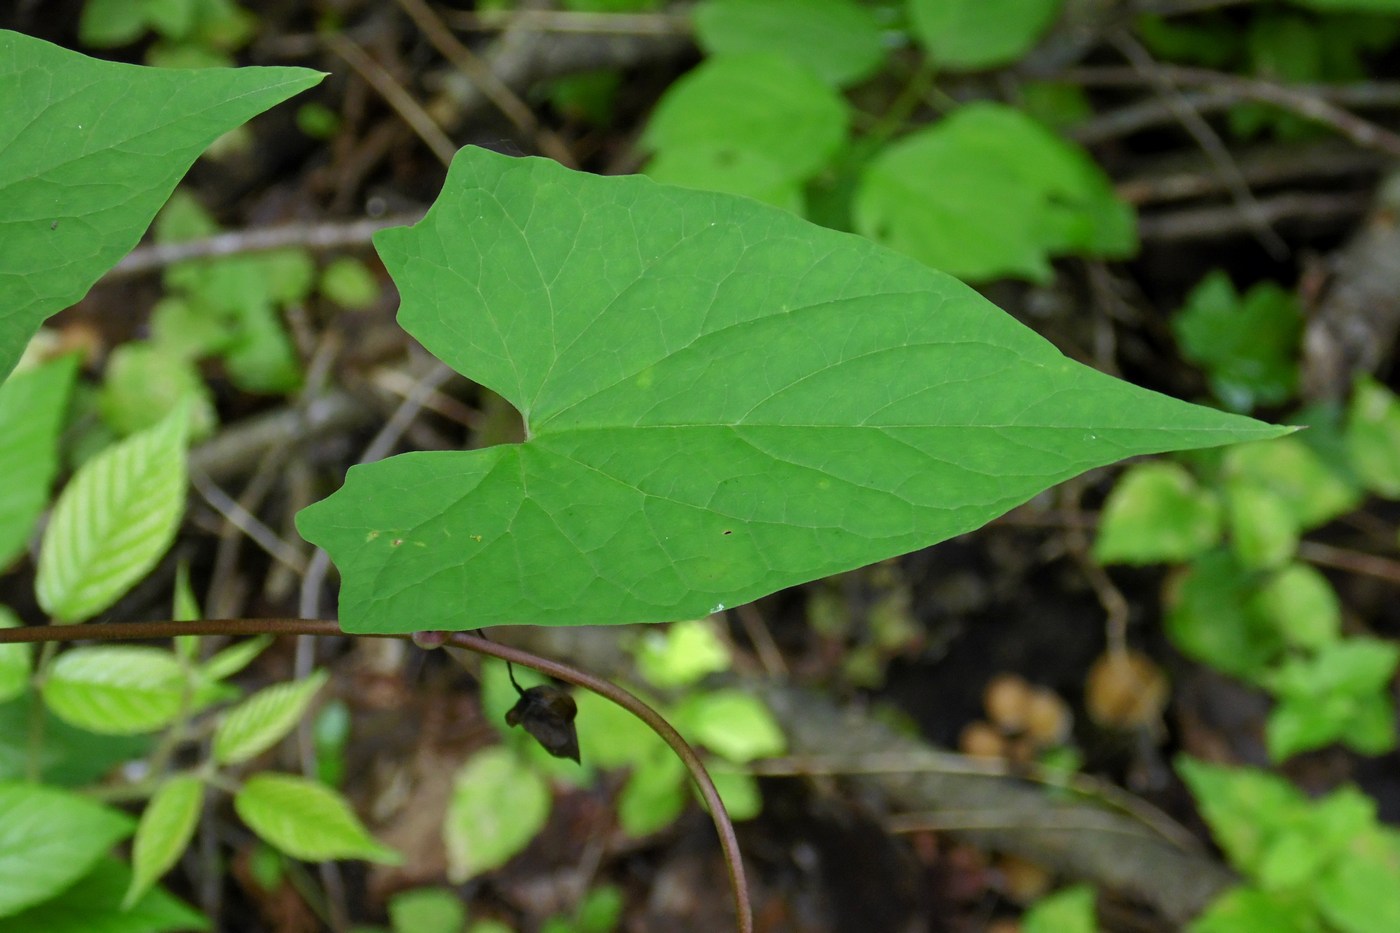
0 30 323 382
296 147 1286 633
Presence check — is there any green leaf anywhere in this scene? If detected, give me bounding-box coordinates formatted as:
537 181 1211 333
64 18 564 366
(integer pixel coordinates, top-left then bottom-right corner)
443 748 550 882
634 618 732 688
617 746 687 836
388 888 466 933
1022 884 1097 933
0 30 323 382
1176 758 1308 875
296 147 1281 634
674 689 785 762
854 103 1135 282
1314 829 1400 933
41 646 187 735
0 856 207 933
213 669 328 765
1172 271 1302 412
645 145 804 212
693 0 886 87
1226 480 1298 571
0 354 77 569
1345 376 1400 497
709 767 763 821
200 634 273 682
1247 562 1340 651
908 0 1066 71
99 341 216 439
1192 886 1321 933
124 774 204 909
1165 550 1282 681
0 611 31 704
1222 435 1361 530
0 695 151 785
320 257 380 310
35 403 189 623
1094 461 1221 564
641 53 847 182
235 773 400 865
0 782 133 917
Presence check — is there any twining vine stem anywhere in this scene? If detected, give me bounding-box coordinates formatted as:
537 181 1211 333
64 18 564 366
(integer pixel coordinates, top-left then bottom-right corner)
0 618 753 933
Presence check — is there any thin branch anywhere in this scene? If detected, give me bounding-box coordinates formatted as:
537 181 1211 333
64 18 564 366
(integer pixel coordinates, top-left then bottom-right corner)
0 619 753 933
1109 31 1288 258
446 8 692 35
110 214 421 280
324 31 458 167
394 0 579 168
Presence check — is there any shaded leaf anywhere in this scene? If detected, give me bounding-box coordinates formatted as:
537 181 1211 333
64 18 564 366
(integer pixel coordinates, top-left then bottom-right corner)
0 782 132 917
0 857 207 933
0 354 77 568
444 748 550 882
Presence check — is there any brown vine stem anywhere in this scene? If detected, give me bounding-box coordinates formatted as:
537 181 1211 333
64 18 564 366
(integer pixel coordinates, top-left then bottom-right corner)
0 618 753 933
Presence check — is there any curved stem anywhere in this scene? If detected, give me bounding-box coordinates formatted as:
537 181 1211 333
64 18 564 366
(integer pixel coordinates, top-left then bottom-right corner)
0 618 753 933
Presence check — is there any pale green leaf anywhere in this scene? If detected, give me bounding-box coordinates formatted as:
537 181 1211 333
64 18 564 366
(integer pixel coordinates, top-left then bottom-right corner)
0 609 32 704
213 670 329 765
201 634 272 682
41 646 187 735
124 775 204 909
444 748 550 882
641 53 847 181
235 773 400 864
1022 884 1097 933
0 856 208 933
693 0 886 87
0 782 133 917
388 888 466 933
1226 480 1298 570
1247 562 1340 651
855 103 1135 282
1222 435 1361 530
908 0 1065 71
0 30 323 381
0 354 77 568
36 404 189 623
709 767 762 821
1346 376 1400 497
634 618 731 688
674 689 785 763
295 148 1281 634
1094 461 1221 565
617 747 687 836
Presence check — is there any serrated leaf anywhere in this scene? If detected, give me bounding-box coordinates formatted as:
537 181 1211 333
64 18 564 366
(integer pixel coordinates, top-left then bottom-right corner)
213 670 328 765
0 30 324 382
444 747 550 882
855 103 1135 282
908 0 1066 71
124 774 204 909
41 646 187 735
297 148 1281 634
36 404 189 623
0 782 133 917
235 773 399 865
0 354 77 568
0 856 208 933
0 610 32 704
693 0 885 87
